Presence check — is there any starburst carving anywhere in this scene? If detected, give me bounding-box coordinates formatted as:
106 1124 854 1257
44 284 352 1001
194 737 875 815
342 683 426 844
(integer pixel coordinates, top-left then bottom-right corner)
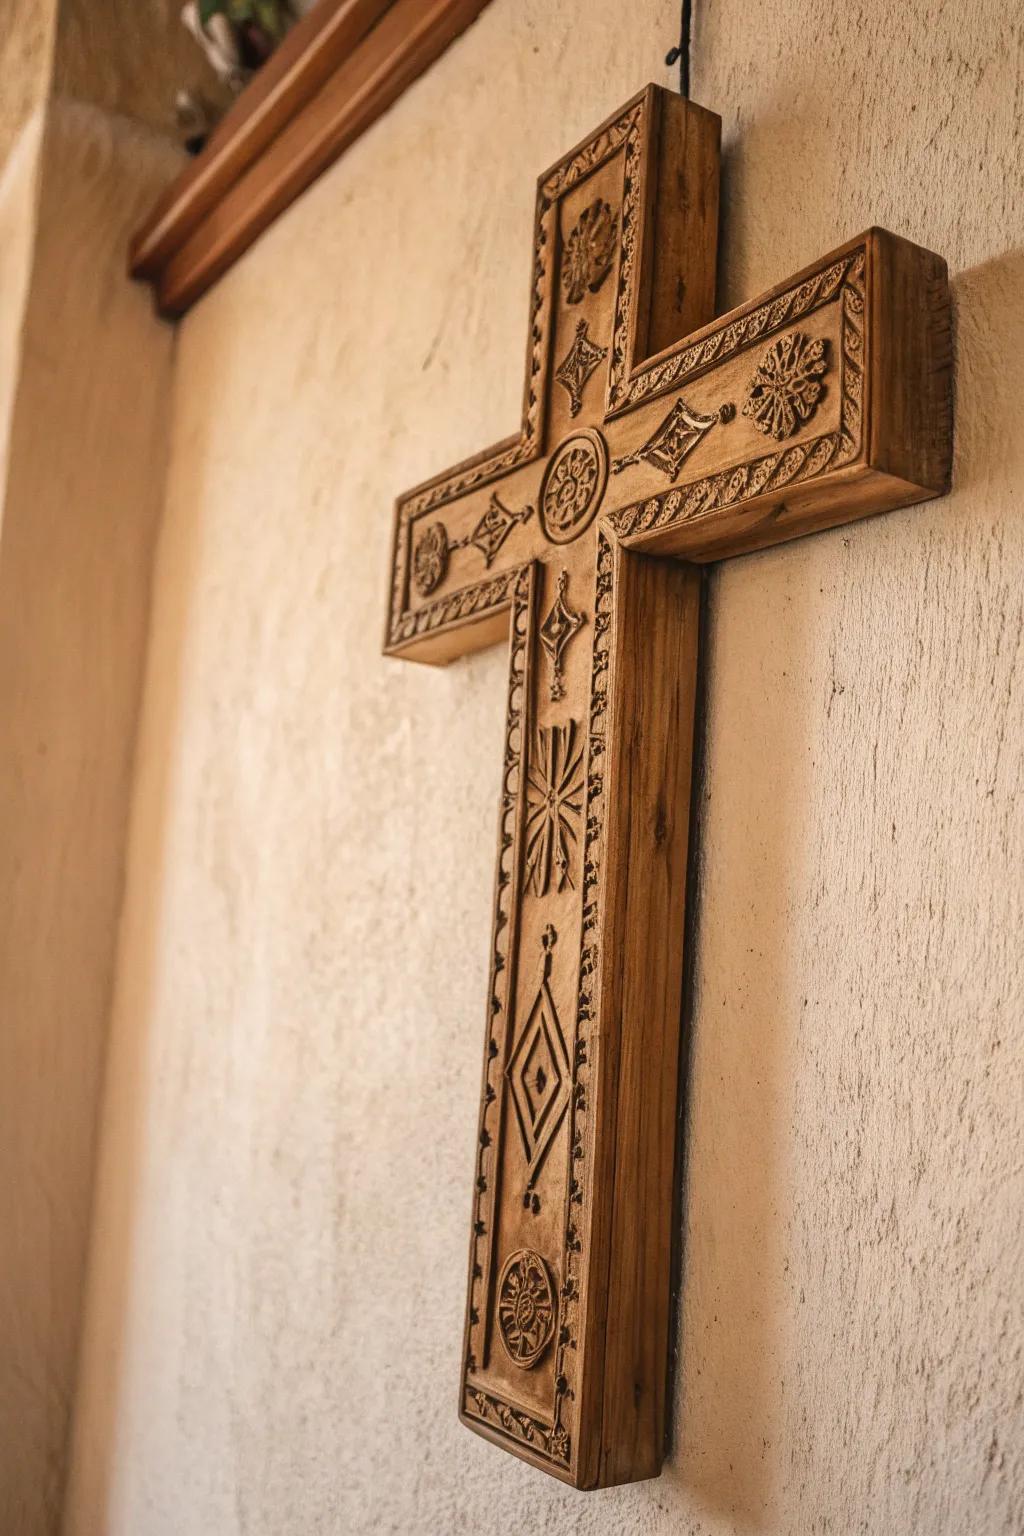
555 318 608 417
525 720 584 896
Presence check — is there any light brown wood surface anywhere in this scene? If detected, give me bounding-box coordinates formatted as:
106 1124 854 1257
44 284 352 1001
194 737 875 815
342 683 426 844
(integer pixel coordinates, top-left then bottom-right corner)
130 0 492 316
384 85 952 1488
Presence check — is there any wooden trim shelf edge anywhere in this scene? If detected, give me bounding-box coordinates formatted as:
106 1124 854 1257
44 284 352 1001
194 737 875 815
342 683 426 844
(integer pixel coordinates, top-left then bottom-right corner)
129 0 492 317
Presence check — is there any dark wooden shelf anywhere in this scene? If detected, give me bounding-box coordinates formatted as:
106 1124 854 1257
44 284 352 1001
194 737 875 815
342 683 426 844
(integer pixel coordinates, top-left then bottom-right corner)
130 0 491 317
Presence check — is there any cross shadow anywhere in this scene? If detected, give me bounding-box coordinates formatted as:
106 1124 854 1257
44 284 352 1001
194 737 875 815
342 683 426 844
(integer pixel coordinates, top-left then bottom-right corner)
659 548 812 1528
656 240 1023 1530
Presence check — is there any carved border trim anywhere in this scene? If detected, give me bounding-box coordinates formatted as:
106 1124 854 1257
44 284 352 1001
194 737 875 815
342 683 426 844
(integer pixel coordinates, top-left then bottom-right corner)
463 566 534 1382
609 226 858 414
609 252 866 540
388 567 519 648
463 1385 566 1463
552 529 615 1468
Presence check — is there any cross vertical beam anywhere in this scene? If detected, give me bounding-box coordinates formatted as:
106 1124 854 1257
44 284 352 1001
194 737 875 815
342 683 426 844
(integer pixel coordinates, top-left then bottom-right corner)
383 85 951 1489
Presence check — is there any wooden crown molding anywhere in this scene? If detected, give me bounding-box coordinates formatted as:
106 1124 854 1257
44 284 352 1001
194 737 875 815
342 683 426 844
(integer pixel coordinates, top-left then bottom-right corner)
129 0 492 317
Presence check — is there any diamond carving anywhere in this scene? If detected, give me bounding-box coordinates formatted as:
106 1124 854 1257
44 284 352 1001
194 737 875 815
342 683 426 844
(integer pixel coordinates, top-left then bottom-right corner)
611 396 734 481
461 492 534 567
507 926 570 1187
539 569 586 702
554 318 608 417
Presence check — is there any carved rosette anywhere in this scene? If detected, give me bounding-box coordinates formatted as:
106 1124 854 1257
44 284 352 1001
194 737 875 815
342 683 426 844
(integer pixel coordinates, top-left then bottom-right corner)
496 1249 557 1368
743 331 829 440
411 521 449 596
561 199 618 305
538 429 608 545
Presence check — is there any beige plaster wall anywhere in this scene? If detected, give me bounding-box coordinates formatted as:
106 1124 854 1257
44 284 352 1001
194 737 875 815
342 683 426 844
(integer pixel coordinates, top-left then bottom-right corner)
0 104 179 1535
0 0 56 182
66 0 1024 1532
0 109 43 531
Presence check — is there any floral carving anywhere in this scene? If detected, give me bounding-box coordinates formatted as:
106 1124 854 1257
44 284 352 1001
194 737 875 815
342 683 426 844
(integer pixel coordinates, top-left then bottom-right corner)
561 199 617 305
497 1249 557 1368
526 720 584 896
555 318 607 417
539 429 608 544
743 331 829 440
609 257 866 541
412 522 449 596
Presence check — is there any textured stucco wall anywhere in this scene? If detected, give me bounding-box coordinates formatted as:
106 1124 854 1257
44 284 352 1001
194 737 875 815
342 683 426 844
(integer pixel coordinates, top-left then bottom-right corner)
0 104 179 1536
0 0 56 182
0 110 43 532
67 0 1024 1532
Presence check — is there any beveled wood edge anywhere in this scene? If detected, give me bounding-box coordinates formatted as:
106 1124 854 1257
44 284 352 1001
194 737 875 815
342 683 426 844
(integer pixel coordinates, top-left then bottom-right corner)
130 0 493 316
129 0 390 278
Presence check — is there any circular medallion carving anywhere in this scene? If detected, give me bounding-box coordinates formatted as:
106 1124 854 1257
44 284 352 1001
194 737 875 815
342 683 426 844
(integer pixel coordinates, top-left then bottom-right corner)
412 521 449 596
538 428 608 545
496 1249 556 1369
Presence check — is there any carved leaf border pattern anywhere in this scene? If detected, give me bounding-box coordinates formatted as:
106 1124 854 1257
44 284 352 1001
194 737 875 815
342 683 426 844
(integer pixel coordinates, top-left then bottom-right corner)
608 184 858 412
388 567 520 647
609 252 866 540
549 530 613 1464
463 568 533 1385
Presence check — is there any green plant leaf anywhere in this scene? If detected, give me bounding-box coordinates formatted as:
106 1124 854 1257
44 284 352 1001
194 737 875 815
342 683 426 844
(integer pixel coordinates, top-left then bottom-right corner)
225 0 255 22
253 0 286 38
198 0 225 22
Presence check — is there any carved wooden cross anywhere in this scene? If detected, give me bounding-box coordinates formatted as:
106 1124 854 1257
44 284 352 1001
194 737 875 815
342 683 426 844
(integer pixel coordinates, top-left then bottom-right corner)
384 86 951 1489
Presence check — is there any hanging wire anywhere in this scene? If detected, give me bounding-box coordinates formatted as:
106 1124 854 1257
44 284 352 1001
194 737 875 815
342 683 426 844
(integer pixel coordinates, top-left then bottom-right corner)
665 0 693 98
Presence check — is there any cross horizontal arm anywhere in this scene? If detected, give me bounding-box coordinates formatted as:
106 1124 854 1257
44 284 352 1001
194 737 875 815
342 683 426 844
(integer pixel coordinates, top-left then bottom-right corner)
607 227 952 561
385 226 950 666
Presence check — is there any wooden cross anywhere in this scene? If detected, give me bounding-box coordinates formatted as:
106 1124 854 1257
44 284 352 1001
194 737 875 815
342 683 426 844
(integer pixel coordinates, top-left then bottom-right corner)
384 86 951 1489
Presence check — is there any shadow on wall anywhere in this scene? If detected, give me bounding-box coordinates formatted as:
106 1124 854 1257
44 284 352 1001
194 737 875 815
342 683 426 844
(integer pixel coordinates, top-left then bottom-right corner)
663 543 811 1529
64 216 1024 1530
61 326 226 1532
660 242 1024 1530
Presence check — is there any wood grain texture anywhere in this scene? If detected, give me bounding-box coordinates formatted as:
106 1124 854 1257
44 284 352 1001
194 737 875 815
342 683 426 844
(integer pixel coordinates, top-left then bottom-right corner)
129 0 492 316
383 84 952 1487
